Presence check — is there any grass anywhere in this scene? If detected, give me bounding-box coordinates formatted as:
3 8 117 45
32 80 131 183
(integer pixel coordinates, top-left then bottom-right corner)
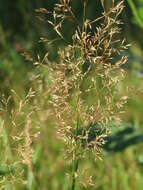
0 0 143 189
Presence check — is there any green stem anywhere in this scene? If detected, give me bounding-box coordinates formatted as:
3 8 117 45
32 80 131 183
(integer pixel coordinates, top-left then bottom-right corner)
71 85 80 190
71 156 79 190
127 0 143 28
71 2 87 190
81 0 87 67
82 0 86 32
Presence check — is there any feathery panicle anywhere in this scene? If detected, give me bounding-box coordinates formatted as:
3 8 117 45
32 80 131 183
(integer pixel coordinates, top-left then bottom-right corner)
36 0 128 188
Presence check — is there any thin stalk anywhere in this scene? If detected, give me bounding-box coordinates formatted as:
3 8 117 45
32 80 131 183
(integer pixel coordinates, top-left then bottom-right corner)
71 89 80 190
127 0 143 28
81 0 87 65
82 0 87 32
71 146 79 190
71 2 87 189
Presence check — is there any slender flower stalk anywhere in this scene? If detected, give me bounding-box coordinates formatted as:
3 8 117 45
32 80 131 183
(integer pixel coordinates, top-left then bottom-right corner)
37 0 129 188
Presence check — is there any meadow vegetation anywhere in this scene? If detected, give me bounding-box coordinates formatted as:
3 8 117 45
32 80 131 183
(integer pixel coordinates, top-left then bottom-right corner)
0 0 143 190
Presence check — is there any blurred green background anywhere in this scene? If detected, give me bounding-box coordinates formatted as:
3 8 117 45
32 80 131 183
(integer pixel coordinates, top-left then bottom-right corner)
0 0 143 189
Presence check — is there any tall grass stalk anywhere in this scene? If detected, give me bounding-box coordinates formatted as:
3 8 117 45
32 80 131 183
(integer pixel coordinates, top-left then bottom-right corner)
71 1 87 189
35 0 130 188
36 0 129 188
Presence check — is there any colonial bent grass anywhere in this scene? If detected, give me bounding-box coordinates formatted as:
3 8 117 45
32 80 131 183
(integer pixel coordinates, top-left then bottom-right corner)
37 0 129 189
0 0 130 189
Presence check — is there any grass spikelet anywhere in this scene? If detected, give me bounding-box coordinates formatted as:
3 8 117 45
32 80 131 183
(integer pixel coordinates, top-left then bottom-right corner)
36 0 129 189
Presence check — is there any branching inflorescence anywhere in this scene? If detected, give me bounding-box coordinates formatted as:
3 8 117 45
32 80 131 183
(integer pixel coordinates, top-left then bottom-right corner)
37 0 129 189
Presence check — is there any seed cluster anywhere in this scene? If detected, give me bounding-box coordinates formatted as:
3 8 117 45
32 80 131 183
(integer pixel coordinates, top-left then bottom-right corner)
38 0 129 160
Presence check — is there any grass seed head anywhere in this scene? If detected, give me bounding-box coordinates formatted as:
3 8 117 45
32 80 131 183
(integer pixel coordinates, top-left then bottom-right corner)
38 0 129 160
